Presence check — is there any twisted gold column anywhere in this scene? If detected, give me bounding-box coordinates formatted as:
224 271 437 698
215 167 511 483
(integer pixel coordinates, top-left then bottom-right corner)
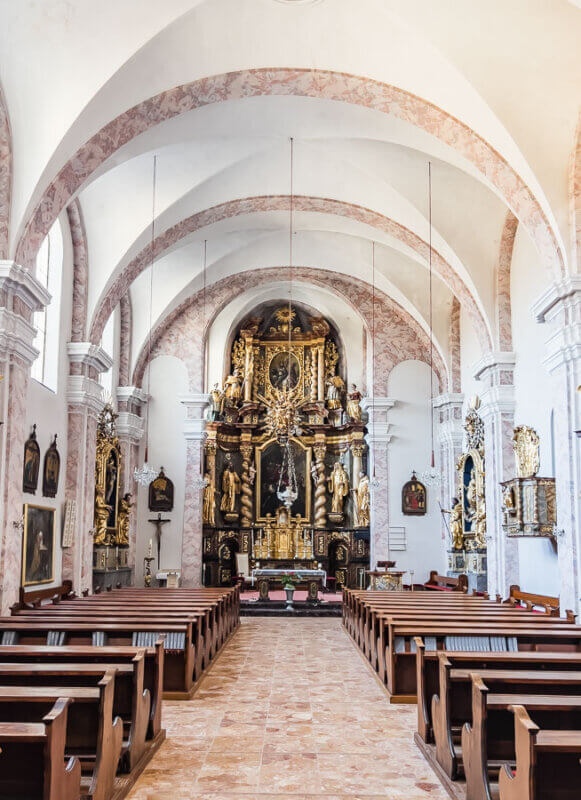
313 441 327 528
240 441 254 527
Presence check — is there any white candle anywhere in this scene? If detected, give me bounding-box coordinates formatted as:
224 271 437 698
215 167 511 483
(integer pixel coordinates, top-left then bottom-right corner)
148 539 153 558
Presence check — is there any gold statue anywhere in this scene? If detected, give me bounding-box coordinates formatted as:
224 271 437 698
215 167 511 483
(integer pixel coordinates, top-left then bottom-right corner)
220 458 241 514
326 376 345 410
203 471 216 526
346 384 363 421
449 497 464 550
355 472 370 527
224 370 242 405
209 383 224 419
116 492 133 546
512 425 540 478
328 462 349 514
94 487 112 545
472 494 487 548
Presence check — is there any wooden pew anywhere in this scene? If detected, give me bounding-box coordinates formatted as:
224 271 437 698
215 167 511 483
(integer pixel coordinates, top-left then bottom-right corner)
499 705 581 800
12 581 76 610
430 659 581 780
0 618 196 698
414 636 581 744
0 697 81 800
0 671 123 800
0 660 151 772
504 583 564 617
425 571 469 593
462 676 581 800
0 643 163 739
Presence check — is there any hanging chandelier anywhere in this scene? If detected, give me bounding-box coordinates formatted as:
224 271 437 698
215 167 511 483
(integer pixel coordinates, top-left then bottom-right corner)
134 155 160 487
420 161 441 488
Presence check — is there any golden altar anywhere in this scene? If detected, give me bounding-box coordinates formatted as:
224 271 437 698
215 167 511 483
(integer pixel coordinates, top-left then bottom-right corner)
366 569 404 591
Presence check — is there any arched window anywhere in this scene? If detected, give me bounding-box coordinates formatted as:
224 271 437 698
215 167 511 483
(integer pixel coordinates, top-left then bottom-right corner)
31 220 63 391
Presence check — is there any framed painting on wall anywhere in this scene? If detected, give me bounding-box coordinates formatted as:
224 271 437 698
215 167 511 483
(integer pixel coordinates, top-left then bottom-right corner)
23 424 41 494
401 471 427 516
149 467 174 512
42 435 60 498
22 504 55 586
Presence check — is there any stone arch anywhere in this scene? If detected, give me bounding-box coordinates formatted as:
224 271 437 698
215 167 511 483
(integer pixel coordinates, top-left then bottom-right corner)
132 266 449 396
448 296 461 393
496 211 518 351
14 68 564 280
66 199 89 344
88 194 492 351
0 81 12 260
118 293 132 386
570 110 581 275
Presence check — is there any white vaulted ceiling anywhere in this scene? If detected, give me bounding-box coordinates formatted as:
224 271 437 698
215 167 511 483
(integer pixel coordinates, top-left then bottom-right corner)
0 0 579 378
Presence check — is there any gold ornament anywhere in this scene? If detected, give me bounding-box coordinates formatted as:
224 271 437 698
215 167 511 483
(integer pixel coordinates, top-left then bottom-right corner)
512 425 540 478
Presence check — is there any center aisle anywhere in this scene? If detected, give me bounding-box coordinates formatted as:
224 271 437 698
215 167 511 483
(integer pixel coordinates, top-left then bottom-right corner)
128 618 448 799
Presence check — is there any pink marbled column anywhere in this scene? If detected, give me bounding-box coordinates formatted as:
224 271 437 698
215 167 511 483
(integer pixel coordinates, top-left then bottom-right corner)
67 200 89 343
62 406 99 594
181 440 204 587
371 441 390 564
448 298 461 392
0 84 11 260
0 357 29 613
118 294 132 387
496 211 518 351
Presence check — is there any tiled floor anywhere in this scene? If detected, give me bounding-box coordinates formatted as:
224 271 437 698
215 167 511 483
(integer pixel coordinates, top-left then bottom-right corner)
128 618 447 799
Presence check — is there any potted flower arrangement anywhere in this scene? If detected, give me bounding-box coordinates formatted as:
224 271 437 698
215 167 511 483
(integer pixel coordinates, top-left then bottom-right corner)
281 572 298 606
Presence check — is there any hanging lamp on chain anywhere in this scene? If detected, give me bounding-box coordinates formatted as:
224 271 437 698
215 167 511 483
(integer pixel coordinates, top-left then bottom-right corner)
134 155 160 487
420 162 441 488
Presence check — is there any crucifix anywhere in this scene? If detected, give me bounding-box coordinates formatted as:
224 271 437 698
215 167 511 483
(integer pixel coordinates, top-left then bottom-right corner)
148 513 170 570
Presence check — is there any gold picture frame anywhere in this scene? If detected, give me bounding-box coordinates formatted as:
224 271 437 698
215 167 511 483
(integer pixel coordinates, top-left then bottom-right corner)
255 436 312 523
22 503 55 586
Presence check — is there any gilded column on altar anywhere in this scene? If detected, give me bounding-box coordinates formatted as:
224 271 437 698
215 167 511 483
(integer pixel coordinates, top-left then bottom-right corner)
313 434 327 528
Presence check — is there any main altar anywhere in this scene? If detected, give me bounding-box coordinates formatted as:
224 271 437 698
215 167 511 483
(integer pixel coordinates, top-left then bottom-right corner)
201 304 370 589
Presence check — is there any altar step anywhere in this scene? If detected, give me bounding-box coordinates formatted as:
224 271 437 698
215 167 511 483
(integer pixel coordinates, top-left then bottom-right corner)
241 600 342 617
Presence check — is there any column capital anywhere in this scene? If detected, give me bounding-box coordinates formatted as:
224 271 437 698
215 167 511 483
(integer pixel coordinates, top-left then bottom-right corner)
532 275 581 323
66 375 106 415
116 385 148 408
0 308 39 365
67 342 112 374
116 411 144 443
473 351 516 383
180 393 210 441
0 260 51 312
531 279 581 375
362 397 394 443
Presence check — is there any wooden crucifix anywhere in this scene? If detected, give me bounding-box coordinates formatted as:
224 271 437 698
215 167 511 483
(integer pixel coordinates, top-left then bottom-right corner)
148 512 171 570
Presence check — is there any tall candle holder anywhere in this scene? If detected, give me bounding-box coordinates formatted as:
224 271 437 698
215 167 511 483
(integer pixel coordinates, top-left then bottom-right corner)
144 556 155 587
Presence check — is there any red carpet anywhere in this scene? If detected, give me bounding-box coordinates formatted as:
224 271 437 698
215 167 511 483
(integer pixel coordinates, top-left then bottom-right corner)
241 589 342 602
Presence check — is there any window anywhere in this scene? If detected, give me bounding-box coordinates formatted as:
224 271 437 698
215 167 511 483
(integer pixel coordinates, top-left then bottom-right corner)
31 220 63 391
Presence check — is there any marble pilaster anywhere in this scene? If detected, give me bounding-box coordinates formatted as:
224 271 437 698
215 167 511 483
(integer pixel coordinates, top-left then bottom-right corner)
362 397 394 567
473 351 517 599
433 393 464 546
180 394 210 587
532 277 581 614
63 342 112 594
116 386 146 571
0 261 50 613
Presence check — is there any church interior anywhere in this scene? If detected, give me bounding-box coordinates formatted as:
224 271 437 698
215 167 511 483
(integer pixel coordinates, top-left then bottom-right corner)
0 1 580 798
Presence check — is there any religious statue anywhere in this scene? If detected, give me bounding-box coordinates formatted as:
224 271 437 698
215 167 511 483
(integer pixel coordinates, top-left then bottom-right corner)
203 471 216 526
328 462 349 514
94 488 112 545
220 458 241 516
209 383 224 419
449 497 464 550
513 425 540 478
325 376 345 410
346 384 363 421
224 370 242 405
116 493 133 546
355 472 370 527
472 493 487 548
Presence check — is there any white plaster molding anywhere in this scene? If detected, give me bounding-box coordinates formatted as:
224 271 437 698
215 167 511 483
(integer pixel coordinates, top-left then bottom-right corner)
180 393 210 441
116 411 144 442
532 276 581 323
362 396 395 443
478 384 516 420
432 392 464 409
0 260 51 312
116 385 148 407
472 351 516 382
0 308 40 365
67 375 106 415
67 342 113 374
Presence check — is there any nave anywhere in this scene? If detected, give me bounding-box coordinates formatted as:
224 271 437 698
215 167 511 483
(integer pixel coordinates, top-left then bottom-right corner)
128 618 446 800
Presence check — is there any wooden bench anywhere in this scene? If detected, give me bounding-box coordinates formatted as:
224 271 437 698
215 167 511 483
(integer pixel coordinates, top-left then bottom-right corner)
0 643 164 739
414 637 581 744
499 705 581 800
425 572 469 592
0 697 81 800
504 584 564 617
0 671 123 800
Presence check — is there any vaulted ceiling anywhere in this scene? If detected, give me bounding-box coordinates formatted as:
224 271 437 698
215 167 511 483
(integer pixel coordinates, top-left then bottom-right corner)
1 0 579 378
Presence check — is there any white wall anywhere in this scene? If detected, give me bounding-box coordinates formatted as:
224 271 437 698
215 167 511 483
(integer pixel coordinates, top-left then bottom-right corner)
134 355 188 585
510 226 559 596
387 359 445 583
24 211 73 590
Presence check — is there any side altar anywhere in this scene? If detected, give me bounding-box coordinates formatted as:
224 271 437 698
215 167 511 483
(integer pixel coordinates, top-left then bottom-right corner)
201 304 370 589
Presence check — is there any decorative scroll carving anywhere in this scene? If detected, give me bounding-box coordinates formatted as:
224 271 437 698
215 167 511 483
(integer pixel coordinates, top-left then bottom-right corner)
512 425 540 478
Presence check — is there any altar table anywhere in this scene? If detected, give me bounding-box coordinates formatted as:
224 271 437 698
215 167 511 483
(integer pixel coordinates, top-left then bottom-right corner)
251 568 327 601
